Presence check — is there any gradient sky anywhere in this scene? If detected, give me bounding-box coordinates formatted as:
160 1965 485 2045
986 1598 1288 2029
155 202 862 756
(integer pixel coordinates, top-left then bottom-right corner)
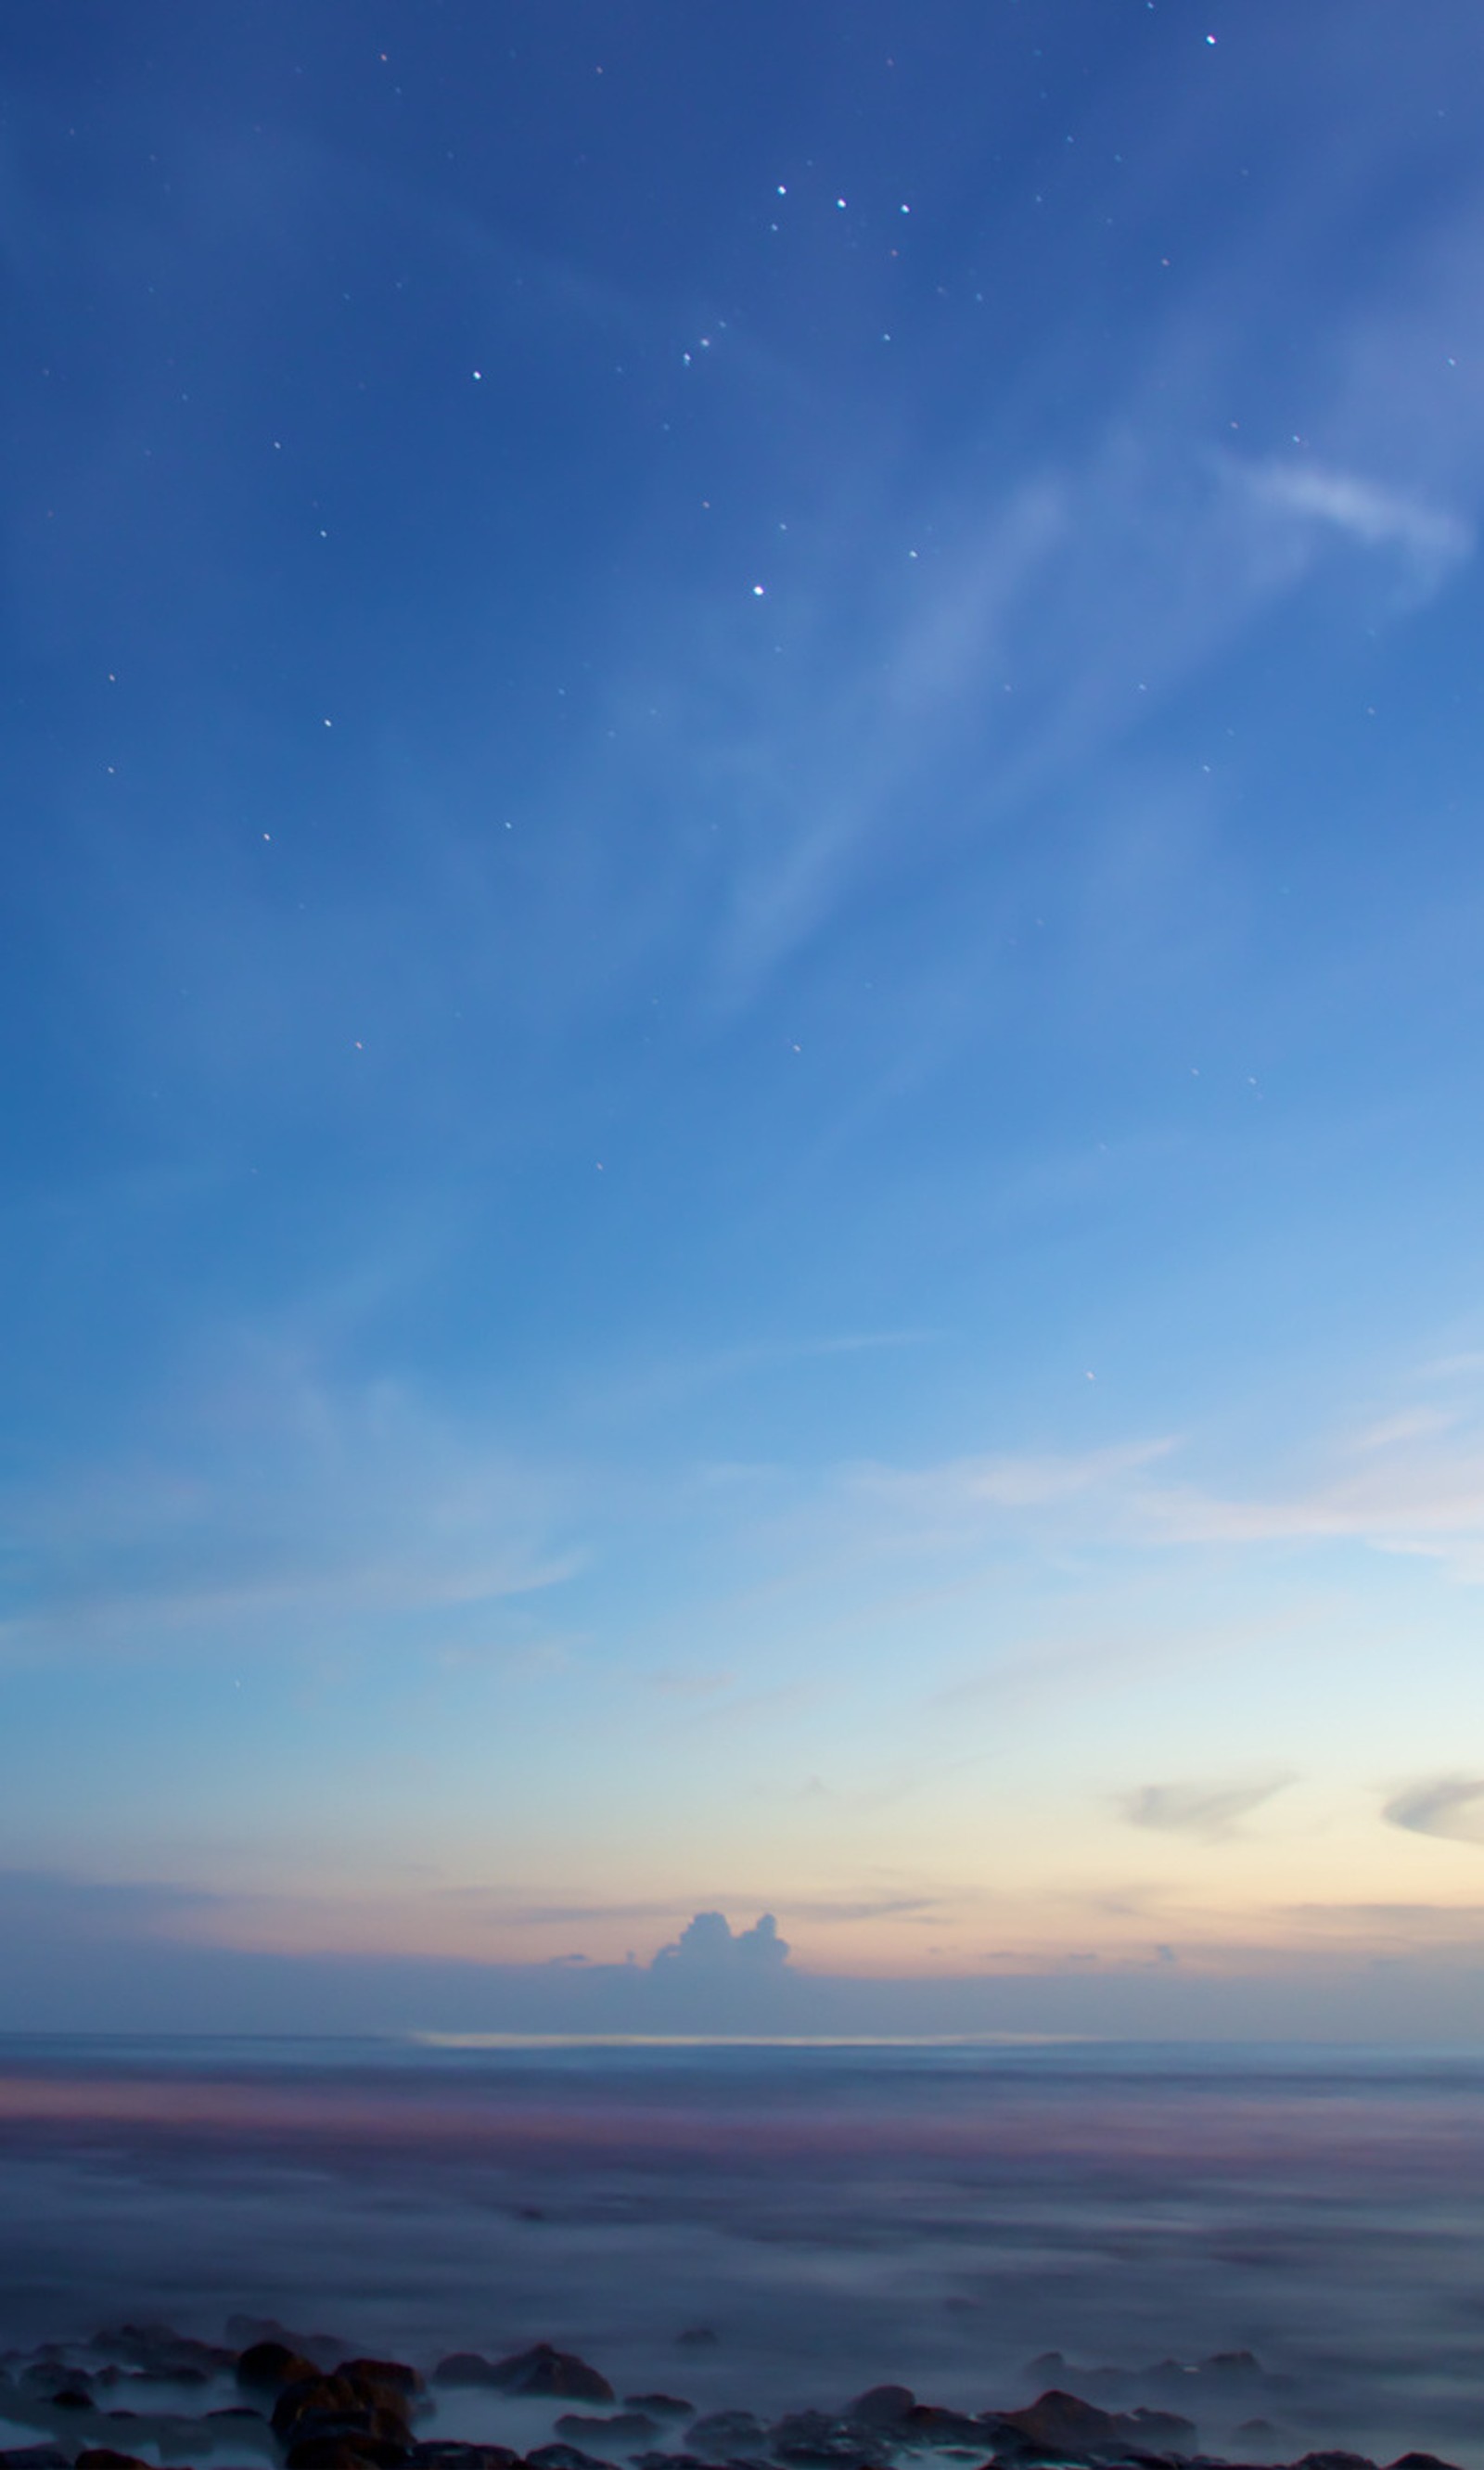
4 0 1484 2031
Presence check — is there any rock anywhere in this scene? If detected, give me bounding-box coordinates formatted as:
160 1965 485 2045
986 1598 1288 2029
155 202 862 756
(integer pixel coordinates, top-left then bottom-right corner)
556 2419 660 2448
74 2452 159 2470
530 2449 612 2470
90 2327 231 2380
20 2365 96 2399
0 2452 70 2470
432 2359 506 2390
1292 2456 1375 2470
686 2419 767 2458
1387 2457 1465 2470
991 2393 1196 2464
226 2321 345 2368
51 2393 97 2413
1119 2412 1198 2451
272 2374 413 2440
625 2403 695 2425
336 2363 425 2401
411 2446 523 2470
771 2412 883 2468
487 2348 616 2404
286 2441 411 2470
237 2343 322 2395
844 2394 916 2432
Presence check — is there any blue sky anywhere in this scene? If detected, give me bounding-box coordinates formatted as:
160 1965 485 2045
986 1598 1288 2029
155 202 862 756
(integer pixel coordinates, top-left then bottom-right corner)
4 0 1484 2032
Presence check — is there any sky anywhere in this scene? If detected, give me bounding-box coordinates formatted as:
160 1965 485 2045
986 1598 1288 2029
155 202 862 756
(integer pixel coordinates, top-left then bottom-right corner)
3 0 1484 2036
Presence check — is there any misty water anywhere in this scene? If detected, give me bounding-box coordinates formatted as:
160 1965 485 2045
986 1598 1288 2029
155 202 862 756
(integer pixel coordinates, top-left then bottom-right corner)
1 2040 1481 2468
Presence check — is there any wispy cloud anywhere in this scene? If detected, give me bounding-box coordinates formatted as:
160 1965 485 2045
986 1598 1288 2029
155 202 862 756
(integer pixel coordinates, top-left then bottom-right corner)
1242 457 1473 568
1383 1778 1484 1847
1120 1778 1291 1842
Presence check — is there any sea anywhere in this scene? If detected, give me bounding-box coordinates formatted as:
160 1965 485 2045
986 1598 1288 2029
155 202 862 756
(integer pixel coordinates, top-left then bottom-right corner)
0 2038 1481 2467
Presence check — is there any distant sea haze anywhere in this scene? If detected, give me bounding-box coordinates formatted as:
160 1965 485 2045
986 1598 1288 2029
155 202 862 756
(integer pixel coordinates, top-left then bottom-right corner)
0 2040 1481 2464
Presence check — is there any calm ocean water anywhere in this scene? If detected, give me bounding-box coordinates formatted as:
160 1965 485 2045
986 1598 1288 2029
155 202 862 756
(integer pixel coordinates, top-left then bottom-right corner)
0 2040 1481 2464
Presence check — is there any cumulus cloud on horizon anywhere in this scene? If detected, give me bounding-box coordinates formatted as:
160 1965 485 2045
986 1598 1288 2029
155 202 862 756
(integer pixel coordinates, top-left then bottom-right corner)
652 1911 791 1972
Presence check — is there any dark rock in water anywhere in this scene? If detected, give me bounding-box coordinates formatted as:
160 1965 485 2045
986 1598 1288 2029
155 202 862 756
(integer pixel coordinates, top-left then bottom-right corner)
432 2359 505 2390
238 2343 323 2395
675 2333 719 2352
772 2411 886 2468
208 2407 268 2423
1 2451 70 2470
686 2419 766 2458
487 2348 616 2404
530 2447 613 2470
411 2444 523 2470
991 2393 1196 2464
74 2451 159 2470
287 2441 412 2470
273 2374 413 2438
1291 2456 1376 2470
90 2326 231 2380
994 2393 1124 2454
336 2362 425 2401
21 2365 96 2399
625 2401 695 2424
1386 2456 1465 2470
52 2392 97 2413
226 2321 346 2370
630 2454 738 2470
556 2416 660 2446
1119 2412 1199 2450
844 2393 916 2432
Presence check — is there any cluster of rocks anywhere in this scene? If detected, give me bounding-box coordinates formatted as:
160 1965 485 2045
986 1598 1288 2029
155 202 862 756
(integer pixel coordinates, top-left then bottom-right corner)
0 2323 1463 2470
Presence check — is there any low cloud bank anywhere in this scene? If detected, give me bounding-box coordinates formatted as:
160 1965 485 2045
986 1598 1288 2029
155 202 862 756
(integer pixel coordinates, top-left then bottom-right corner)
2 1871 1484 2040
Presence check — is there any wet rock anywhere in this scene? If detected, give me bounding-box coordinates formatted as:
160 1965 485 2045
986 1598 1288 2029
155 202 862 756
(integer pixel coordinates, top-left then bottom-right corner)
273 2374 413 2438
844 2395 915 2433
771 2412 884 2468
74 2451 159 2470
1119 2413 1199 2451
486 2348 616 2404
336 2363 425 2402
226 2322 346 2369
90 2327 231 2380
431 2360 505 2391
51 2393 97 2414
992 2394 1196 2465
238 2345 322 2396
286 2441 412 2470
0 2451 70 2470
411 2445 523 2470
20 2366 96 2400
530 2449 613 2470
1386 2456 1465 2470
625 2403 695 2425
556 2418 660 2448
1291 2456 1375 2470
686 2420 767 2458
